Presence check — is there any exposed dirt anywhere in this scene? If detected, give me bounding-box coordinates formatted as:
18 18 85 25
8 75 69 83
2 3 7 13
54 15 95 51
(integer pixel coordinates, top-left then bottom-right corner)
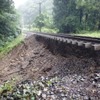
0 34 99 99
0 35 59 84
0 34 99 84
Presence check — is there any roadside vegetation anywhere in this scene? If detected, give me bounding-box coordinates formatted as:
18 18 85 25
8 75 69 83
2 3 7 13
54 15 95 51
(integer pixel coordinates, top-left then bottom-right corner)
0 0 100 58
53 0 100 33
77 31 100 37
0 33 24 57
18 0 100 37
30 27 58 33
18 0 56 33
0 0 22 57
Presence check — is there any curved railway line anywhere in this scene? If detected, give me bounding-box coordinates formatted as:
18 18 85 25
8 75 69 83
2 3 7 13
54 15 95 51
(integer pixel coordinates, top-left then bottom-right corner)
35 33 100 51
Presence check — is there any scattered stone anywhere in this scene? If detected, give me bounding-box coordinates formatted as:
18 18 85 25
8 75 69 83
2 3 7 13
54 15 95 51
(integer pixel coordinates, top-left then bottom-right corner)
42 93 47 99
37 91 42 96
0 75 100 100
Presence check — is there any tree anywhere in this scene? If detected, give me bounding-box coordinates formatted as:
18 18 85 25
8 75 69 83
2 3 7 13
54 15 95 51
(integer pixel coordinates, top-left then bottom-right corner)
53 0 78 33
34 14 48 32
0 0 20 40
18 0 53 30
53 0 100 33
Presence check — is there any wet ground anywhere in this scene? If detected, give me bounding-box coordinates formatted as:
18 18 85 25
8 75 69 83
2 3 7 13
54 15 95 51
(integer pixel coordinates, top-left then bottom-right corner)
0 34 99 100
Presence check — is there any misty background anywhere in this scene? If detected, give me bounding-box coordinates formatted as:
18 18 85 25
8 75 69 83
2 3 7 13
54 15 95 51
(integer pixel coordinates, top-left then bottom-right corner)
16 0 54 32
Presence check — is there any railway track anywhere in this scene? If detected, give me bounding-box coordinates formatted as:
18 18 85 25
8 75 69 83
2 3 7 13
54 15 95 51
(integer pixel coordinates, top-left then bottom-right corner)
34 33 100 51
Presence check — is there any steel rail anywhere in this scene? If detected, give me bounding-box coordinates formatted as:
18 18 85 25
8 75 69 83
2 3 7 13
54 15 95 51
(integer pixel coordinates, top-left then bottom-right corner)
42 33 100 43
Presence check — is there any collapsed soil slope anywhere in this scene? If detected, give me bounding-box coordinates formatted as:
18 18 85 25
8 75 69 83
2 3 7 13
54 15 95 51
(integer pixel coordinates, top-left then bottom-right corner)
0 34 99 82
0 35 62 84
0 34 99 99
0 35 53 84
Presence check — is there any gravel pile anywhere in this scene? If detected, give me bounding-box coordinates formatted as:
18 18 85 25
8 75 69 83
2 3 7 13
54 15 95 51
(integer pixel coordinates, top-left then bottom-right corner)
0 73 100 100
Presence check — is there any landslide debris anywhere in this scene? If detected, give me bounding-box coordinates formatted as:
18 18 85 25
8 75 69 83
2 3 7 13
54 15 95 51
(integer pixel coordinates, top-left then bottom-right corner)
0 34 99 100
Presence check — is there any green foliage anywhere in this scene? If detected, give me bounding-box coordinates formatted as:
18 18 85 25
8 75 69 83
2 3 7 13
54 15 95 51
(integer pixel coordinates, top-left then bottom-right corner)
0 0 20 48
18 0 53 31
53 0 100 33
32 27 58 33
0 79 16 96
0 33 24 58
34 13 53 30
77 31 100 37
34 14 45 29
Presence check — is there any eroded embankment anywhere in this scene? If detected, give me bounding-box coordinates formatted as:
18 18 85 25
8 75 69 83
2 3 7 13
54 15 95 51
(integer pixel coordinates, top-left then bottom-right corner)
0 34 99 99
36 35 100 72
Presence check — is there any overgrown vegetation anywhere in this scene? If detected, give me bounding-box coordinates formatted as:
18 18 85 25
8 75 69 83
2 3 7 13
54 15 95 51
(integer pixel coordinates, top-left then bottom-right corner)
0 0 20 36
18 0 54 33
32 27 58 33
19 0 100 35
33 13 56 33
0 33 24 57
53 0 100 33
77 31 100 37
0 0 21 56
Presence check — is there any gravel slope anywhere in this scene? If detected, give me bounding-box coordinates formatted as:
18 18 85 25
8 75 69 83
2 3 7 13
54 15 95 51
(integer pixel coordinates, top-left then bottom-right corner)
0 34 99 100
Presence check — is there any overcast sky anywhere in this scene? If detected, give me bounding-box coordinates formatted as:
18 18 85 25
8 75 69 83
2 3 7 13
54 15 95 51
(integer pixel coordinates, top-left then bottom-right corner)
13 0 27 8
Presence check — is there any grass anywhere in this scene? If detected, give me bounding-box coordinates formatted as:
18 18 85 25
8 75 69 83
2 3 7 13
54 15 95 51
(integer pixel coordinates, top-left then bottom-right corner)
28 27 58 34
77 31 100 37
29 28 100 37
0 33 25 57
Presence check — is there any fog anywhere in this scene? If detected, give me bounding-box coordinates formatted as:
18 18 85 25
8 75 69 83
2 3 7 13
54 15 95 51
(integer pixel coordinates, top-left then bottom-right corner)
13 0 28 8
15 0 53 31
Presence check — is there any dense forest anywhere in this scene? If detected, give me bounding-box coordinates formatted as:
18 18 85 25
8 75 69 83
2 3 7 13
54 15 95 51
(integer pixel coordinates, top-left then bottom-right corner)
1 0 100 43
53 0 100 33
0 0 20 47
18 0 100 33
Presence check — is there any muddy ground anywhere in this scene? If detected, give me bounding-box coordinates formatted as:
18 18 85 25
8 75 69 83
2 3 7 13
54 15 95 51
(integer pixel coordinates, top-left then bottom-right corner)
0 34 99 99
